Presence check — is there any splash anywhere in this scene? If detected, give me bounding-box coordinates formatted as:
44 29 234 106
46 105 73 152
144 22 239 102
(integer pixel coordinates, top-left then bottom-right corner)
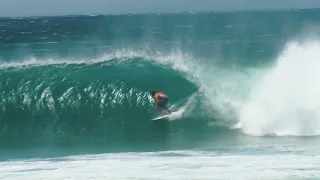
167 93 198 121
238 41 320 136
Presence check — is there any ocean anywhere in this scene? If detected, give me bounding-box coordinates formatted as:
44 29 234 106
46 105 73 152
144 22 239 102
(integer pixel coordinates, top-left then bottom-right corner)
1 8 320 179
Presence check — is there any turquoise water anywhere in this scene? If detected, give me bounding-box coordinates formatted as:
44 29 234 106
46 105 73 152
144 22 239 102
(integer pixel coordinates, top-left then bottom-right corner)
1 8 320 179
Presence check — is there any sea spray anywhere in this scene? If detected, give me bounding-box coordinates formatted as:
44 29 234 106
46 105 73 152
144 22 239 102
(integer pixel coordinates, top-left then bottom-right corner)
238 41 320 136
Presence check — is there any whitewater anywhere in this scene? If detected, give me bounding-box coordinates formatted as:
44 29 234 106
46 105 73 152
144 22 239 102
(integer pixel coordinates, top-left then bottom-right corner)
1 9 320 179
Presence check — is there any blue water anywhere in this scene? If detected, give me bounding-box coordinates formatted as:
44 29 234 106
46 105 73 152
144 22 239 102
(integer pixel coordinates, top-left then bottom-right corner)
1 8 320 179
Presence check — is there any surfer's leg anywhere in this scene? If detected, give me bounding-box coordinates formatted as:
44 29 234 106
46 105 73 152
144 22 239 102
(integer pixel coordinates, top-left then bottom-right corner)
159 98 171 114
163 106 171 114
156 104 163 116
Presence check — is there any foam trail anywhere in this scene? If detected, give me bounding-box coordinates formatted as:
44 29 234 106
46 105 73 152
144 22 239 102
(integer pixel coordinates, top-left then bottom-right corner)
168 93 198 121
238 41 320 136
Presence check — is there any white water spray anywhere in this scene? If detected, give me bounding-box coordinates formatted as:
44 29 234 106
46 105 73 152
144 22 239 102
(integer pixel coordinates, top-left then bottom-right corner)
238 41 320 136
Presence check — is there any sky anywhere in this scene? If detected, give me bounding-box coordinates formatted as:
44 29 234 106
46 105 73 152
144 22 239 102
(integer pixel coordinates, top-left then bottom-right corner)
1 0 320 17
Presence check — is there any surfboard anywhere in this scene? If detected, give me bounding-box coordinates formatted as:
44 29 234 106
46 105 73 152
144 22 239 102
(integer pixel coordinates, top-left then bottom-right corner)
151 114 170 120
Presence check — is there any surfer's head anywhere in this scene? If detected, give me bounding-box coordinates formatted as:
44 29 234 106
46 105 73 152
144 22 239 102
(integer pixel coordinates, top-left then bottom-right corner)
150 90 156 97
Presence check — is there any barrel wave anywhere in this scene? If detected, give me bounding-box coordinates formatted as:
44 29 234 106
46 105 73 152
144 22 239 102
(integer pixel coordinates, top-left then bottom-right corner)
0 56 203 150
2 10 320 154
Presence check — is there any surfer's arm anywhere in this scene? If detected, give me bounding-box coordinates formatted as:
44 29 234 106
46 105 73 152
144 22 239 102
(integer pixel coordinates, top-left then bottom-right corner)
154 94 159 103
154 95 162 108
153 95 158 107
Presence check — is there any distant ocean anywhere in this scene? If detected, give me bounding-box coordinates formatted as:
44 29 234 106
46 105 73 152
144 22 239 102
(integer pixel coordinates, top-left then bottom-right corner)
1 8 320 180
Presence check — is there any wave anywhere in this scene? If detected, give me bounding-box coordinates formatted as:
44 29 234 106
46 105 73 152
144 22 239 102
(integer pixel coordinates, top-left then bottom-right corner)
2 39 320 151
0 51 210 150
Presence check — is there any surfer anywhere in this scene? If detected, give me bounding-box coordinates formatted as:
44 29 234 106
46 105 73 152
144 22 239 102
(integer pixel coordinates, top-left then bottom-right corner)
150 90 172 117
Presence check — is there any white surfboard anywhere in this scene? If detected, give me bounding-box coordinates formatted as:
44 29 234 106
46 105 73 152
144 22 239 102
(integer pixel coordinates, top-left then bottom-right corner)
150 104 185 121
151 114 170 120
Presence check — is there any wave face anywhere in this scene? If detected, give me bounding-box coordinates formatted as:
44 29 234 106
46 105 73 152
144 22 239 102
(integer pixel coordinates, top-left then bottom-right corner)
0 56 201 150
1 9 320 151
